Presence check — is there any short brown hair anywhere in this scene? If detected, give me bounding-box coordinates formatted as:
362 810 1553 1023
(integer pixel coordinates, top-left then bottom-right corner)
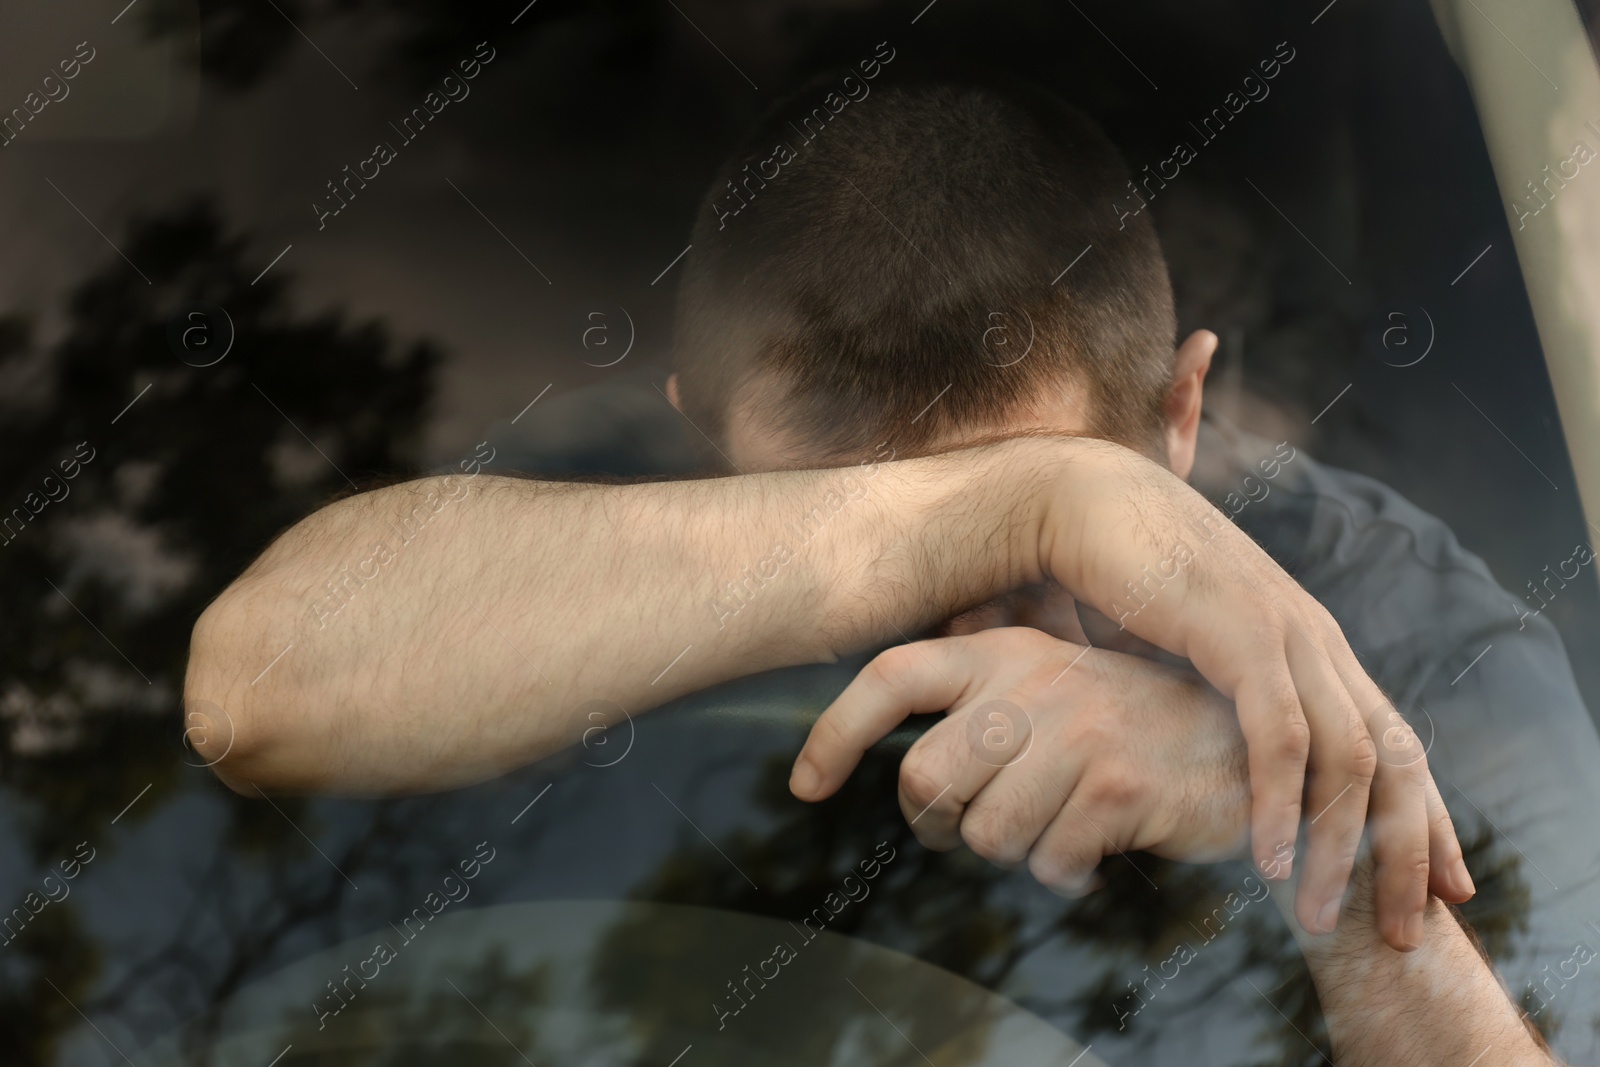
672 74 1176 461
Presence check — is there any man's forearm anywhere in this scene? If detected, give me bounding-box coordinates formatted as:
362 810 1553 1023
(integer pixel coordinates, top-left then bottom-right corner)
1268 862 1550 1066
184 440 1059 793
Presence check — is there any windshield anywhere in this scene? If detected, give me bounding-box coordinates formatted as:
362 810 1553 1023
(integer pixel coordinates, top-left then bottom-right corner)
3 2 1600 1066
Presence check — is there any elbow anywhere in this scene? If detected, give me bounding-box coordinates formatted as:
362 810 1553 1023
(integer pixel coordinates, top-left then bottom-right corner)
181 695 253 795
182 582 299 795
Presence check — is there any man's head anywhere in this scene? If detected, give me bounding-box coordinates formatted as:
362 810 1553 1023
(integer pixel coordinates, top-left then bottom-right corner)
668 73 1216 478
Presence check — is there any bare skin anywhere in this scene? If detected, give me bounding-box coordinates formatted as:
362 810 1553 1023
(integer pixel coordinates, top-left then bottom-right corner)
697 329 1460 949
184 419 1458 948
180 282 1548 1060
733 325 1548 1061
797 626 1553 1066
810 628 1256 881
1269 863 1554 1067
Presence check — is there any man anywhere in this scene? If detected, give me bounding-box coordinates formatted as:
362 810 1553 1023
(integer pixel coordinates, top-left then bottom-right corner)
667 69 1477 947
182 75 1581 1062
658 75 1581 1063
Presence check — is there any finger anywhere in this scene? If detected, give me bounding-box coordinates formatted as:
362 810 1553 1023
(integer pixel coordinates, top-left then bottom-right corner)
1027 793 1110 897
955 734 1084 868
1422 771 1474 902
1233 657 1309 883
790 639 973 800
1366 740 1432 951
1331 634 1470 924
896 712 1012 851
1288 638 1376 936
1345 663 1473 908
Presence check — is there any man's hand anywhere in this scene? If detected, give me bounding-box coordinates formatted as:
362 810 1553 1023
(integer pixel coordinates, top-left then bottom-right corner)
791 628 1252 892
1030 439 1473 947
791 625 1548 1067
788 437 1473 947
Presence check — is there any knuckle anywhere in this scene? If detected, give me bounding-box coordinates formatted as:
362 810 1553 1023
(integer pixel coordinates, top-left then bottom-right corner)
1077 771 1136 812
898 756 949 811
1348 733 1379 781
1020 628 1064 657
985 625 1042 649
1370 713 1414 757
1305 600 1341 637
1430 805 1459 843
962 812 1023 866
1277 714 1313 762
1383 851 1433 891
1263 617 1300 657
1025 849 1052 884
1065 711 1111 754
1329 845 1362 881
1081 698 1118 734
868 644 926 693
1027 845 1071 886
1028 845 1093 893
960 819 1011 870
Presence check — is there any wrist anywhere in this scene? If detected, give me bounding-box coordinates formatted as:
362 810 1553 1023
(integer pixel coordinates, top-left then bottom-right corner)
1031 434 1163 596
1266 859 1552 1066
818 437 1060 653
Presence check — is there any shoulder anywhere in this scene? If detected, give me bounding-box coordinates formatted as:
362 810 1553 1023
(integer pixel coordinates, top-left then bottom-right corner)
1190 418 1558 704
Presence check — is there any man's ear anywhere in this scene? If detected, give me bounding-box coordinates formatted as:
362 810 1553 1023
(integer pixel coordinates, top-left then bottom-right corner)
1164 329 1217 480
666 373 682 411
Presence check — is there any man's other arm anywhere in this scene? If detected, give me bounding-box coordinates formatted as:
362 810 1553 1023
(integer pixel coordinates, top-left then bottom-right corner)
1268 865 1556 1067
